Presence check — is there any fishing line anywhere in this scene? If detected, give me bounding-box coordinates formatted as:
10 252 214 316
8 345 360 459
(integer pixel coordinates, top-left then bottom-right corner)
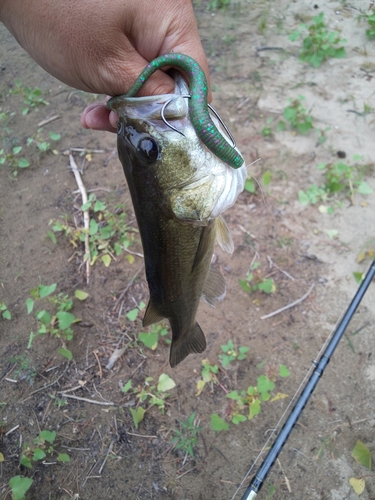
231 260 375 499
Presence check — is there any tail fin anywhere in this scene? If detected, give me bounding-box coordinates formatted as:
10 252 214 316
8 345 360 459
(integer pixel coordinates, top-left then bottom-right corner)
169 322 206 368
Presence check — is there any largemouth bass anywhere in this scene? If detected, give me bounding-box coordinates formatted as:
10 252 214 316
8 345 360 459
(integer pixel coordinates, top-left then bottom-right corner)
108 74 246 367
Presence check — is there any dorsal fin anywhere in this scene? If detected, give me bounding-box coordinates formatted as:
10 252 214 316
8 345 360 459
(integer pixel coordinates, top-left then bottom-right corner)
142 300 164 327
202 266 226 306
216 216 234 254
169 322 206 368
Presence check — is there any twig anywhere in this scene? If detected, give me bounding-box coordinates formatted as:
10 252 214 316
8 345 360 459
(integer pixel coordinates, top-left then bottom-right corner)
22 364 70 401
126 431 157 438
113 264 145 314
98 440 115 474
176 467 197 479
57 394 115 406
256 46 286 52
93 350 102 378
261 283 315 320
5 424 20 436
277 459 291 492
267 255 295 281
69 154 90 284
38 115 61 127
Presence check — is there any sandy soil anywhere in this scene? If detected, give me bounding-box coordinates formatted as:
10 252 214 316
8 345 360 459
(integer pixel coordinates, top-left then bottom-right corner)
1 1 375 499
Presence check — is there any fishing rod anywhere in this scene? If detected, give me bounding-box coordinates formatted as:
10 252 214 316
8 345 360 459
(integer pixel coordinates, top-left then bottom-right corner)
236 260 375 500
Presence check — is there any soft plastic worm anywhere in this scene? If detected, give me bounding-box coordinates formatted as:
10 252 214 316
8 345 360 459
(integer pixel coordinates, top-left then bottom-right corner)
125 53 244 169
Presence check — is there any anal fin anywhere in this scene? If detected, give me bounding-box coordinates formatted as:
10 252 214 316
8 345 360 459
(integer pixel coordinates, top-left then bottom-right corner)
202 266 226 306
169 322 206 368
143 300 164 327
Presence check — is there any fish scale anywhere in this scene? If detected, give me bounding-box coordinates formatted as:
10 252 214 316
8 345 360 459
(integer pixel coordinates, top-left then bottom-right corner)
125 53 244 169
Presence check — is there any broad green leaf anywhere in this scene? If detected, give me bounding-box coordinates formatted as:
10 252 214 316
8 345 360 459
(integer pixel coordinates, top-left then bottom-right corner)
257 375 275 394
2 309 11 320
89 219 98 235
139 331 158 350
20 455 32 469
258 279 276 294
279 365 290 377
126 308 139 321
9 476 33 500
33 448 46 461
17 158 30 168
49 132 61 141
262 171 271 186
101 254 111 267
39 283 56 298
249 399 261 419
349 477 365 495
93 199 106 212
26 298 34 314
130 407 145 429
126 254 135 264
157 373 176 392
352 440 371 469
47 230 57 244
298 190 310 205
353 272 364 284
357 181 373 195
244 178 256 193
58 347 73 360
211 414 229 432
75 290 89 300
122 379 132 393
56 311 75 330
57 453 70 462
227 391 240 400
39 430 56 443
13 146 22 154
232 414 247 424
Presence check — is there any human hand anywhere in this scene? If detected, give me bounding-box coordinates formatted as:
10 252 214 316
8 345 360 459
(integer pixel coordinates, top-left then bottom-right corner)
0 0 210 132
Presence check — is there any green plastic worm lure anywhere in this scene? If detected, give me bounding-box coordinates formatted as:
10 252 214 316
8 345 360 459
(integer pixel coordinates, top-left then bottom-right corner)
124 53 244 169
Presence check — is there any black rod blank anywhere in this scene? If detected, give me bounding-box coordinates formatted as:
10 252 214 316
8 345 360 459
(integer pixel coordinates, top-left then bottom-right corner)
240 261 375 500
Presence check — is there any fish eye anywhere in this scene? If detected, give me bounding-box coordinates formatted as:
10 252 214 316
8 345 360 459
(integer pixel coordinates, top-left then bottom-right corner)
137 137 160 163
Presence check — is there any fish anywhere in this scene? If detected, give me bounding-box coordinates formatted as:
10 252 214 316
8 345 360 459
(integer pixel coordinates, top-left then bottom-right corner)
108 73 247 367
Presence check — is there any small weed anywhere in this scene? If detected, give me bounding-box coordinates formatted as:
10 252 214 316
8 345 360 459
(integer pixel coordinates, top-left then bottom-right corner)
138 322 170 350
0 301 11 319
239 261 276 295
219 340 249 367
50 195 136 268
26 283 88 359
289 12 346 67
298 158 373 210
28 129 61 154
9 354 37 385
196 359 219 395
8 476 33 500
0 146 30 175
244 176 256 194
279 96 313 135
123 373 176 428
207 0 231 11
171 411 202 459
315 433 339 462
358 8 375 39
9 80 49 115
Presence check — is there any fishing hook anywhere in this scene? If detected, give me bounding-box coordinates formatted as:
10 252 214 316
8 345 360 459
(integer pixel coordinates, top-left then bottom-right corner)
160 95 237 149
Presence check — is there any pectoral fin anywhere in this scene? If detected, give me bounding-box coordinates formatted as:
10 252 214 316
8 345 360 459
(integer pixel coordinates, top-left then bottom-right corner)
143 300 164 327
169 322 206 368
202 266 226 306
216 216 234 254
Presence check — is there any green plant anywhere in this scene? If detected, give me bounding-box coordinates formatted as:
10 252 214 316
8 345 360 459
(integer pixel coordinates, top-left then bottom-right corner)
207 0 231 11
9 80 49 115
298 158 373 210
289 12 346 67
0 301 11 319
9 354 37 385
226 366 289 424
0 146 30 175
219 340 249 367
239 261 276 295
358 8 375 39
123 373 176 428
28 129 61 154
138 322 170 349
349 440 372 494
50 196 136 267
279 96 313 135
8 430 70 499
196 359 219 395
171 411 202 458
261 117 274 138
26 284 88 359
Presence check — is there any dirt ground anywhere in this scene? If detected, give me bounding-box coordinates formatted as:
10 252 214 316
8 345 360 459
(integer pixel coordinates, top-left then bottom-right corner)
1 1 375 499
